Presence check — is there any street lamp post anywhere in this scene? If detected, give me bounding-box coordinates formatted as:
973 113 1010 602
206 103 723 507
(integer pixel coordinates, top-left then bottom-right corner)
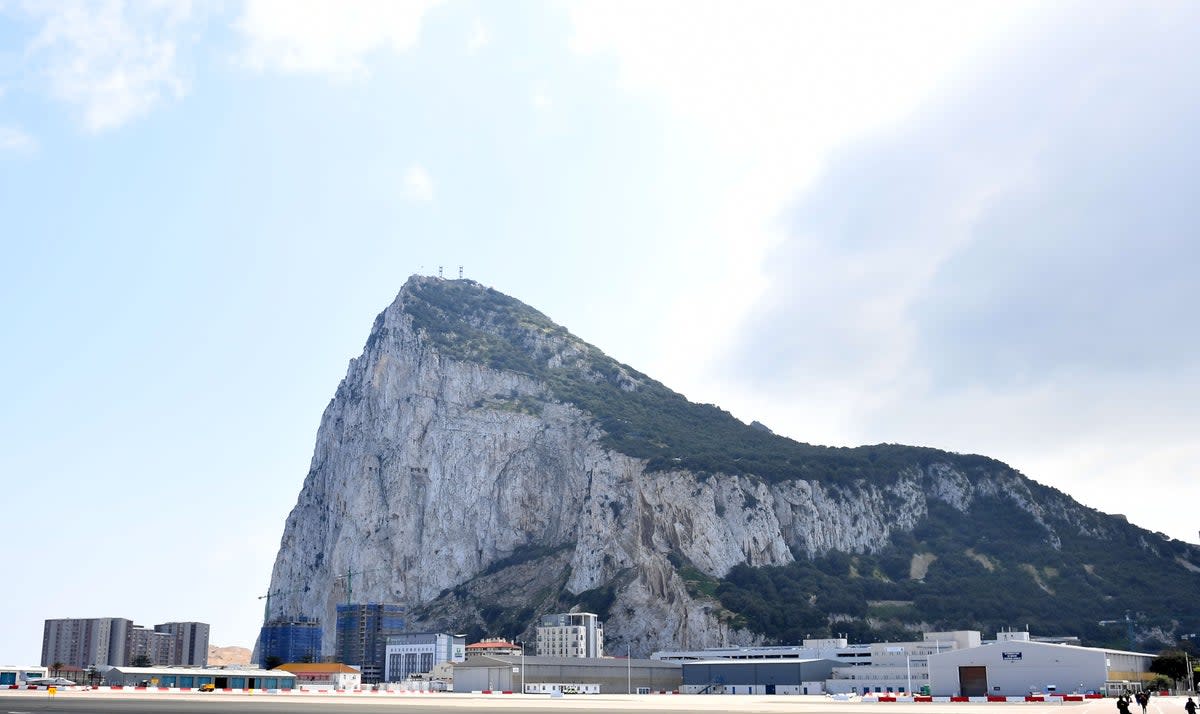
627 644 631 695
906 656 911 695
519 640 525 694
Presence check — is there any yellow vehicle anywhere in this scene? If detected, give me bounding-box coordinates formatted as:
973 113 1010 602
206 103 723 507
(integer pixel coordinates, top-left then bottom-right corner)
198 683 216 692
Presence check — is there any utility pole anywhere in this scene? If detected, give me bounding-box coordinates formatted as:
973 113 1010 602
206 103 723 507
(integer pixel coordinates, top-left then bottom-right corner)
627 644 631 694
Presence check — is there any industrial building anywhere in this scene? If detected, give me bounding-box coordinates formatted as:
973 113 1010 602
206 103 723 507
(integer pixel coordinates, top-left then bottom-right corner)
926 633 1155 696
102 665 297 689
658 631 980 694
453 655 681 694
654 638 859 662
825 631 982 694
258 617 321 666
384 633 465 682
681 658 846 694
0 666 48 686
536 612 604 658
335 603 406 683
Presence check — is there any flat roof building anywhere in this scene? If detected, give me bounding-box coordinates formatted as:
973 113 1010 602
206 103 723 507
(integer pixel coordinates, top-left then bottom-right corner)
536 612 603 658
102 665 297 690
279 662 361 690
454 655 681 694
42 618 132 668
384 633 465 682
927 638 1155 697
155 622 209 666
681 658 847 695
0 666 48 686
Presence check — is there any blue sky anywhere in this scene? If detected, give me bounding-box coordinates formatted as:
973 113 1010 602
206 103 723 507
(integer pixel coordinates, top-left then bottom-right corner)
1 1 1196 663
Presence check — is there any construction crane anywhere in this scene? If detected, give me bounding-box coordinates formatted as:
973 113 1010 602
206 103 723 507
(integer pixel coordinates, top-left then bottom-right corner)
1099 610 1136 650
257 585 307 623
334 567 386 606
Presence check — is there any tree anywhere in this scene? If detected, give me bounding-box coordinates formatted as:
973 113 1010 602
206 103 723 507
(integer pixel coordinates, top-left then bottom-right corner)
263 655 283 670
131 654 152 668
1150 650 1189 684
51 662 64 677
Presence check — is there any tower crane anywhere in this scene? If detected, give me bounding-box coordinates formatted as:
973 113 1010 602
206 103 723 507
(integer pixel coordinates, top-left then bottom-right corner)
257 585 307 623
1098 610 1136 650
335 567 386 606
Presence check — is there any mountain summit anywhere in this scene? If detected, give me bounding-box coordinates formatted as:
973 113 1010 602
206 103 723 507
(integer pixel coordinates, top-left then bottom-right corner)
265 276 1200 655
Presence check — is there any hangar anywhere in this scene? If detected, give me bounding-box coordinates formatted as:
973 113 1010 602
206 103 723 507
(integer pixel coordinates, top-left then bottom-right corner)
681 658 847 694
102 665 297 690
927 637 1154 696
453 656 681 694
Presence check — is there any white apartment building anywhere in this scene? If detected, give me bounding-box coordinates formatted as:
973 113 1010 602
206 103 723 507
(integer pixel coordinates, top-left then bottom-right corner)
536 612 604 658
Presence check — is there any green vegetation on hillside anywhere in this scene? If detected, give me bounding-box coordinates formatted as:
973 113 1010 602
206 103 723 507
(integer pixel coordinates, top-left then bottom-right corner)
714 498 1200 648
401 279 1001 485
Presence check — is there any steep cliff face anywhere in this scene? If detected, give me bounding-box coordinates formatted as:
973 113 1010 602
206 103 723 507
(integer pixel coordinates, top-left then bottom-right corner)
266 277 1200 655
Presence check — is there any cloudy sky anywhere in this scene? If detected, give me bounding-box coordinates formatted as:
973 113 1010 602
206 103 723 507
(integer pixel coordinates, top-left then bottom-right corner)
1 1 1196 663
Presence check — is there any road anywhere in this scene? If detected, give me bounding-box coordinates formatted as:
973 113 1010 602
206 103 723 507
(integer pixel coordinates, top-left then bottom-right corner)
0 691 1186 714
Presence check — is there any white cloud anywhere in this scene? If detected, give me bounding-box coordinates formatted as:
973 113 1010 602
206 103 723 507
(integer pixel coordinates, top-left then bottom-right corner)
532 86 551 111
467 16 489 53
234 0 442 77
25 0 192 132
721 2 1200 542
568 0 1043 389
0 125 37 153
402 163 433 202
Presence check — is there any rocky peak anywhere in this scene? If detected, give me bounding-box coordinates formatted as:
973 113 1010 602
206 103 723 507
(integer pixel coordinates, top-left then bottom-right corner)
262 277 1200 657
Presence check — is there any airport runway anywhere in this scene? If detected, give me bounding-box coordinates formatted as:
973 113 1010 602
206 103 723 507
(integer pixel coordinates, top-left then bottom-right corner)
0 691 1179 714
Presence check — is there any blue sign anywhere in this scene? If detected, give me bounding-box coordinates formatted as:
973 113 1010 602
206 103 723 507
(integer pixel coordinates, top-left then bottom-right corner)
1002 652 1022 661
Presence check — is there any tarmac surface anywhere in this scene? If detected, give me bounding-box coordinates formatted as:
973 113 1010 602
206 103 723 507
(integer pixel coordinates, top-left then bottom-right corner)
0 691 1189 714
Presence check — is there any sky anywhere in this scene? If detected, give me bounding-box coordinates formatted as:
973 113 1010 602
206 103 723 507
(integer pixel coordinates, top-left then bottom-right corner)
1 0 1196 664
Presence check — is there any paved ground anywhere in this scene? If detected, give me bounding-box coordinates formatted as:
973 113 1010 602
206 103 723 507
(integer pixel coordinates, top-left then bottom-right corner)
0 691 1190 714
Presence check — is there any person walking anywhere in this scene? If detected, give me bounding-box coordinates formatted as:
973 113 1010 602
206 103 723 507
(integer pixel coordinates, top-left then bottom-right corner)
1184 696 1196 714
1136 690 1150 714
1118 694 1133 714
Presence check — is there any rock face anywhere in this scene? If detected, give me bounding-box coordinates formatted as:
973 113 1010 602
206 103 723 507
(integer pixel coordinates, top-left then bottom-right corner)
265 277 1200 656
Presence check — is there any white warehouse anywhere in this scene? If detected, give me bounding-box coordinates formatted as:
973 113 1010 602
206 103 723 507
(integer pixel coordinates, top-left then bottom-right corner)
927 635 1154 696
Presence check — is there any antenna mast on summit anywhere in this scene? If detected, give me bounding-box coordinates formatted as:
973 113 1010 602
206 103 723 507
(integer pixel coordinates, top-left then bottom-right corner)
458 265 463 279
438 265 443 278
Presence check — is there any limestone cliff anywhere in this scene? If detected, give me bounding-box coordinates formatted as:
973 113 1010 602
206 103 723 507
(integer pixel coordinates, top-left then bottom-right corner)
265 277 1200 656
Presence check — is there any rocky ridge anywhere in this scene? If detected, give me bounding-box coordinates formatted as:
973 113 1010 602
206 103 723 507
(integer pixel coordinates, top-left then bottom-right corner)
264 277 1200 656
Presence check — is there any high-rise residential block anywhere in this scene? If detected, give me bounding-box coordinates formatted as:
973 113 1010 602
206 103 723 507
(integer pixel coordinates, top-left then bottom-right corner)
335 603 406 683
41 618 132 668
155 622 210 666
